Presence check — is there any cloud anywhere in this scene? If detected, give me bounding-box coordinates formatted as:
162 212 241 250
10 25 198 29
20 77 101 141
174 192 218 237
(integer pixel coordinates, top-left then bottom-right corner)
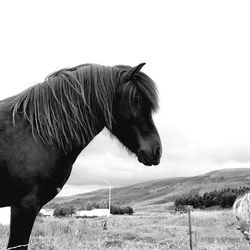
69 152 144 186
66 128 189 186
198 145 250 164
67 126 250 189
56 184 104 197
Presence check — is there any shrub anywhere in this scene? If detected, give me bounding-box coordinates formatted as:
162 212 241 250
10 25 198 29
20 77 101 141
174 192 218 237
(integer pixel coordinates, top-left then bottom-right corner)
174 186 250 209
110 205 134 215
54 206 75 217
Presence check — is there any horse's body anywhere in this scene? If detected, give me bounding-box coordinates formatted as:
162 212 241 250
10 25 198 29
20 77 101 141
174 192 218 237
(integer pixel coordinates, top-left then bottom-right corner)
0 63 162 249
233 194 250 240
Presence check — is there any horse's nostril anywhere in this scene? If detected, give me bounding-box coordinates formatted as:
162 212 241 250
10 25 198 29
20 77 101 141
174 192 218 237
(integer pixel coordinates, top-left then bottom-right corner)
154 146 161 158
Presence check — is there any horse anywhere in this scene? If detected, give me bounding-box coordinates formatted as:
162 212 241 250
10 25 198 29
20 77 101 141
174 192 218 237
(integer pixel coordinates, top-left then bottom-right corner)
233 193 250 240
0 63 162 249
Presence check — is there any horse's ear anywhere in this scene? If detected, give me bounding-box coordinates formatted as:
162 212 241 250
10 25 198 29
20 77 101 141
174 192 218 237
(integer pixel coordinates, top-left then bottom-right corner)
123 63 146 82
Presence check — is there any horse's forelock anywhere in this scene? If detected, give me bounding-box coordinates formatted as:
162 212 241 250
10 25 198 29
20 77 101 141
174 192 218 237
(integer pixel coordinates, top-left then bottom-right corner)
115 65 159 113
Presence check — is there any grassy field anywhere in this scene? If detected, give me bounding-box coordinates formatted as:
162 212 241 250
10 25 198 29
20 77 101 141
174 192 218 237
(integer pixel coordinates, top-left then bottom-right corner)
0 209 249 250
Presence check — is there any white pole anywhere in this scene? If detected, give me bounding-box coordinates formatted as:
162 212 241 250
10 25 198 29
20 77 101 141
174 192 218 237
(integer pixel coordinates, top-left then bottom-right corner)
188 207 193 250
103 179 111 215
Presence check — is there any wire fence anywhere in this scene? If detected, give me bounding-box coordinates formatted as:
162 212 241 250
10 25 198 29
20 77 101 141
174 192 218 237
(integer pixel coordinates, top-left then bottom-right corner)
1 210 250 250
6 244 29 249
0 214 191 250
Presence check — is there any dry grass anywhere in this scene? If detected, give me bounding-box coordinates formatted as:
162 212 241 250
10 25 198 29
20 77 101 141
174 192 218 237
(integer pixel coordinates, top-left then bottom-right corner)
0 209 249 249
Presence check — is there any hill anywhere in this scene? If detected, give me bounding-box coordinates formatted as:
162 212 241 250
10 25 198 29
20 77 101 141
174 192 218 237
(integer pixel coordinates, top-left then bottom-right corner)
46 168 250 209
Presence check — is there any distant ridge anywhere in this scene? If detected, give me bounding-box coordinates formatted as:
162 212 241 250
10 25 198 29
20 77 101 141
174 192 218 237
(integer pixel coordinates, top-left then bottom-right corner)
47 168 250 209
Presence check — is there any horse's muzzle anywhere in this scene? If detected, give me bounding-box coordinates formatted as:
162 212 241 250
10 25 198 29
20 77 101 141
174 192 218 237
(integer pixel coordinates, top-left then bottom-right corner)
137 144 162 166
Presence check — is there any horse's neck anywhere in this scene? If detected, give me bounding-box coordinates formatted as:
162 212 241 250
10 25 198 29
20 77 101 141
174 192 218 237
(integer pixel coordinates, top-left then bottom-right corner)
63 125 104 163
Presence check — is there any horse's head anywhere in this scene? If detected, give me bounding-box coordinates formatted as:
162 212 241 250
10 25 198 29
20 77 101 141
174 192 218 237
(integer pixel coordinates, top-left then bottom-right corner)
111 63 162 166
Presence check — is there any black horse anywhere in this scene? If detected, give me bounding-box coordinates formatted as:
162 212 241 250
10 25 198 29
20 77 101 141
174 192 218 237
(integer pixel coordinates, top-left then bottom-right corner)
0 63 162 249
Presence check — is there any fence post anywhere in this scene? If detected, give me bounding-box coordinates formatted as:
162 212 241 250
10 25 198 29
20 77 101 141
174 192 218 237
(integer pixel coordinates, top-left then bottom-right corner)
187 206 193 250
194 230 197 250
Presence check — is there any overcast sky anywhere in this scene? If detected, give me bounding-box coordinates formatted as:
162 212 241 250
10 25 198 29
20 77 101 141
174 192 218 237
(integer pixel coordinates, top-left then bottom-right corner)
0 1 250 196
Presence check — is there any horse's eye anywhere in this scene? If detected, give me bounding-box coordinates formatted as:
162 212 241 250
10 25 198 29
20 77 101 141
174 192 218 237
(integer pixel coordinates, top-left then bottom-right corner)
132 102 142 119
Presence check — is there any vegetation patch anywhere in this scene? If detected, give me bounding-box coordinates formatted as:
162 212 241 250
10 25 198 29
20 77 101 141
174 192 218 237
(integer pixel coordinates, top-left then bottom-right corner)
135 236 157 244
101 240 126 248
175 186 250 209
121 232 139 241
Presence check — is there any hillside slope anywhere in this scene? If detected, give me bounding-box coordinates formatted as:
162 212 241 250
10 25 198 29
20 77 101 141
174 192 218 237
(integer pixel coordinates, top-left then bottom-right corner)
47 168 250 209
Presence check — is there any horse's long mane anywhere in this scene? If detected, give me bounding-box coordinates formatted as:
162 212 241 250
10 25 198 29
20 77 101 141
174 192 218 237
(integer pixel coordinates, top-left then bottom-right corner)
3 63 158 149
